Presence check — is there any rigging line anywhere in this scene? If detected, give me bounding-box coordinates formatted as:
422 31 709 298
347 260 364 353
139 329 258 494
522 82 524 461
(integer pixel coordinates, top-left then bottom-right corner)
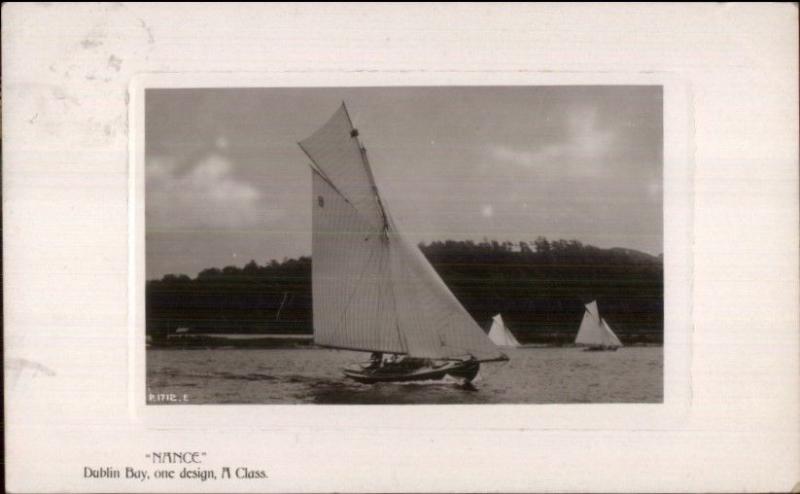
340 101 357 136
298 142 331 181
298 141 354 206
275 292 289 321
304 147 386 232
361 148 390 234
377 245 394 351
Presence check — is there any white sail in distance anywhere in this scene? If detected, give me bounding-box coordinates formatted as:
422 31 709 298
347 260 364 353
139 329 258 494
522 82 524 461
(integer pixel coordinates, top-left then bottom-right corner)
574 300 623 348
601 319 623 347
302 103 505 361
487 314 521 347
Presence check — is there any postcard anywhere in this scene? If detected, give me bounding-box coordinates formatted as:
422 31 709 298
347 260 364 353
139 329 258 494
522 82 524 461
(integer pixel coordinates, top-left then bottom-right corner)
3 3 797 493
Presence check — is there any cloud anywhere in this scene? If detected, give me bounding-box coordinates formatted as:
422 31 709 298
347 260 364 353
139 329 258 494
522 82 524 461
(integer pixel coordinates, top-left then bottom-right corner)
215 136 230 150
147 154 270 230
489 106 617 177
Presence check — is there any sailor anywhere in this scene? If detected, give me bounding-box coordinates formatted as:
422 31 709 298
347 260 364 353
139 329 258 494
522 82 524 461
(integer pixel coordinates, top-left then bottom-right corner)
368 352 383 369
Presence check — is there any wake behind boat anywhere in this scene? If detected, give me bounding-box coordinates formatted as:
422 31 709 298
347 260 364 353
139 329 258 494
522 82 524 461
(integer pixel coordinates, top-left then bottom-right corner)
299 103 508 384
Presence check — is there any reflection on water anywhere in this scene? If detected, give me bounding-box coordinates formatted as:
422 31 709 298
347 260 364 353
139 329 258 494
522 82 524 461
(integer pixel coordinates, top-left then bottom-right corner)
146 346 663 405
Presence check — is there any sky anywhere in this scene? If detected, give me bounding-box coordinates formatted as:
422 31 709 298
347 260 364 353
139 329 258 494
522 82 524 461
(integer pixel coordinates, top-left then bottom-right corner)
145 86 662 280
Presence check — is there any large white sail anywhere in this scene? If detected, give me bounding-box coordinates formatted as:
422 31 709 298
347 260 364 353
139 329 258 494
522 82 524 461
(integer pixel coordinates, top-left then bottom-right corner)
303 103 504 361
487 314 521 347
574 300 623 348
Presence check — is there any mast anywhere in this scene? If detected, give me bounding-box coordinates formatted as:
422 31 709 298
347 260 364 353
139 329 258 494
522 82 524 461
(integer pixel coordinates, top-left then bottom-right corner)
341 103 390 235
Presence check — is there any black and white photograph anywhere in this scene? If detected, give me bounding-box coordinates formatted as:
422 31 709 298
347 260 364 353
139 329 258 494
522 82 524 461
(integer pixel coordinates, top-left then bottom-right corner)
145 86 664 404
4 4 797 493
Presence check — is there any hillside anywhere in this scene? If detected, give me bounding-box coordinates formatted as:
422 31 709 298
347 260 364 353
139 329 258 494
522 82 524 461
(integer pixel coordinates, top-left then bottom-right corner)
146 237 663 346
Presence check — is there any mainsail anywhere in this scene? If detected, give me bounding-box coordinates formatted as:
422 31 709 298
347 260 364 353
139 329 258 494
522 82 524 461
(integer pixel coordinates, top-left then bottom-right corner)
301 103 504 361
574 300 623 348
487 314 521 347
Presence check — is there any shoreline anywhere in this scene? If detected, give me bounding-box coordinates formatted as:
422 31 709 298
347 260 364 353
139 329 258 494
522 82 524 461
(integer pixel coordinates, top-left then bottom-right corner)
147 340 664 350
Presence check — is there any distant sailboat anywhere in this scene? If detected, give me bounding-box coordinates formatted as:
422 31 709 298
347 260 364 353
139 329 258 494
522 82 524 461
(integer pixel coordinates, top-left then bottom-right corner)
574 301 623 351
299 103 508 384
487 314 521 347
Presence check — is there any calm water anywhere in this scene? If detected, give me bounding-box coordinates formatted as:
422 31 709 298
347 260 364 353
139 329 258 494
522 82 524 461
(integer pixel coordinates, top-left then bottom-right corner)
147 346 662 404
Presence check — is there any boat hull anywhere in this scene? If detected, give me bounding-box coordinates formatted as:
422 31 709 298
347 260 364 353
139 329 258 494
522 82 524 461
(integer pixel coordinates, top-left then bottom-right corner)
582 346 620 352
343 359 480 384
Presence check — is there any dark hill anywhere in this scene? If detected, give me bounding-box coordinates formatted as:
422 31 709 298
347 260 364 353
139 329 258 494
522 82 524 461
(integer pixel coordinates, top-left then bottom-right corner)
146 237 662 346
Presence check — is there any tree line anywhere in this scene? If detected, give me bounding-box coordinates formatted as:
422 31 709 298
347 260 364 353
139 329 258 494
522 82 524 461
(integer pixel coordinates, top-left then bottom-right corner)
146 237 663 346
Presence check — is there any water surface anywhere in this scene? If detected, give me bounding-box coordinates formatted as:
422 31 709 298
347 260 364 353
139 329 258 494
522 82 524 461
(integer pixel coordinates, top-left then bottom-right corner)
147 346 662 404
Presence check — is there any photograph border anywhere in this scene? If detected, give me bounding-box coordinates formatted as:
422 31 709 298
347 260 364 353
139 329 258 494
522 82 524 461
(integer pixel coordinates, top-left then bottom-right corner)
130 71 692 428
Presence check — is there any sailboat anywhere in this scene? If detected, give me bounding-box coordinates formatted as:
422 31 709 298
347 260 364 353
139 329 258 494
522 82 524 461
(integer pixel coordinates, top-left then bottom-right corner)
487 314 521 347
574 300 623 351
298 103 508 384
